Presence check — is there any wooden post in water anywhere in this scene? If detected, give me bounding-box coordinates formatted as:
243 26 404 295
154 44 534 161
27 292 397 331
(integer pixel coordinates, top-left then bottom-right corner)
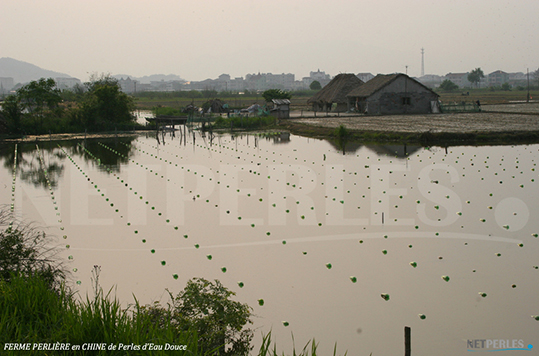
405 326 411 356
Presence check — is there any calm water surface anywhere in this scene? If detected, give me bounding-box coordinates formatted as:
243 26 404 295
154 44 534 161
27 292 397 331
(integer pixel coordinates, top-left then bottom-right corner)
1 130 538 355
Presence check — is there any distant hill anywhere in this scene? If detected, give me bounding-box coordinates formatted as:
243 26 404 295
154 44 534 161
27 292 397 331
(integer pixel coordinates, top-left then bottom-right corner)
113 73 184 84
0 57 74 85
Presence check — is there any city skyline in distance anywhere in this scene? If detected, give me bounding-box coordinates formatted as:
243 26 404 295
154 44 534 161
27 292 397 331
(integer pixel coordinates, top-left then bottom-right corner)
1 0 537 83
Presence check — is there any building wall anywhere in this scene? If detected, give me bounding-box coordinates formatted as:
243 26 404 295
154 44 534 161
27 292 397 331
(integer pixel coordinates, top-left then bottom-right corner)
55 77 82 90
357 73 374 83
0 77 15 93
488 71 509 86
365 76 438 115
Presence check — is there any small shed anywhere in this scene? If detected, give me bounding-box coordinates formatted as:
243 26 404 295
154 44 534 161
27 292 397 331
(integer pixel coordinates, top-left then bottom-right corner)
271 99 290 119
346 73 439 115
307 74 364 113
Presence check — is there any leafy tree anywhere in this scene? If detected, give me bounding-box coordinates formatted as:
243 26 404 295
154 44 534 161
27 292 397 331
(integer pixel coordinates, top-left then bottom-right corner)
309 80 322 90
0 210 64 287
17 78 63 133
79 74 135 130
439 79 459 92
174 278 252 356
186 90 203 98
202 89 218 98
533 68 539 87
1 94 23 134
501 82 512 91
262 89 291 102
467 68 485 88
60 83 86 103
143 277 253 356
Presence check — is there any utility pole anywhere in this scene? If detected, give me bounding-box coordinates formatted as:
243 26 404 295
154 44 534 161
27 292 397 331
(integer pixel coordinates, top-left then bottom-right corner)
527 68 530 103
421 48 425 77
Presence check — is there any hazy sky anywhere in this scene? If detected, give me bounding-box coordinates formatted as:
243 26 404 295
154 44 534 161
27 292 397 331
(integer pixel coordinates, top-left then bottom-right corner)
1 0 538 82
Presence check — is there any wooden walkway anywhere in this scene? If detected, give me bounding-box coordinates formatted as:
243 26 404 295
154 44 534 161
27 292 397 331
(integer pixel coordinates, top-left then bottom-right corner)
145 115 188 126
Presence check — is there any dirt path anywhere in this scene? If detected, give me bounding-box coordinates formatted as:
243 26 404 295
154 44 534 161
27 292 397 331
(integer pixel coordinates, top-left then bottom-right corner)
286 112 539 134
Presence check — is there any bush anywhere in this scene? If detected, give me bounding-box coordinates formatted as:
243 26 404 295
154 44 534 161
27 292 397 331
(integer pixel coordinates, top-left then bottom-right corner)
0 269 200 356
439 79 459 92
0 210 64 287
213 116 276 130
142 278 253 356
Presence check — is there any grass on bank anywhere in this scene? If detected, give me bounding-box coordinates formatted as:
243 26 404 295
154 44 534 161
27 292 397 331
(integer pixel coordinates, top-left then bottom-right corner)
1 275 348 356
212 115 278 130
1 272 202 356
0 211 347 356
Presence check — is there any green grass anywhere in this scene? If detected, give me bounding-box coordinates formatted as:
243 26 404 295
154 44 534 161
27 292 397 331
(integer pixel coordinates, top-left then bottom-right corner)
1 273 349 356
437 88 539 104
0 272 200 356
257 332 348 356
0 213 346 356
213 115 278 130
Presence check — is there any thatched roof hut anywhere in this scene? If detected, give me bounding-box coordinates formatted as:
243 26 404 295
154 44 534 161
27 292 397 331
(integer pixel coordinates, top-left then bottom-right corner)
347 73 439 115
202 99 229 113
346 74 403 98
307 73 364 112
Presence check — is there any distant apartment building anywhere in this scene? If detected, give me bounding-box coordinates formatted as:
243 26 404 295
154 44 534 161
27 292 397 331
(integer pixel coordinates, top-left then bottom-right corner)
302 69 331 88
0 77 15 94
507 72 527 86
228 77 245 92
443 72 487 89
444 73 471 88
356 72 375 83
416 74 443 88
244 73 295 91
150 80 179 92
488 70 509 87
118 77 138 93
168 70 335 93
55 77 82 90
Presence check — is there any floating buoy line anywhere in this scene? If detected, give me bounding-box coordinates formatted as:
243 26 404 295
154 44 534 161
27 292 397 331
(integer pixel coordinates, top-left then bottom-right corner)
36 144 78 278
17 136 533 327
9 144 18 227
78 143 203 277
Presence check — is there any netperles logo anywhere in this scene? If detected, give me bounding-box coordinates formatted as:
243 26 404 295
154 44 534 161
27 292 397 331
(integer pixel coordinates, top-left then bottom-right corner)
467 339 533 352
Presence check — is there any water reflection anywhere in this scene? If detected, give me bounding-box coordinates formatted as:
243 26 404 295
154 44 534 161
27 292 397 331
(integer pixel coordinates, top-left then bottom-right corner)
1 132 538 356
0 141 65 189
0 137 137 189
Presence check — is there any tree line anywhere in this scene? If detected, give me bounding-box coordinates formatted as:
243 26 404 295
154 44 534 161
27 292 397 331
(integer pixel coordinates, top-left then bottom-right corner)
1 75 137 136
439 67 539 92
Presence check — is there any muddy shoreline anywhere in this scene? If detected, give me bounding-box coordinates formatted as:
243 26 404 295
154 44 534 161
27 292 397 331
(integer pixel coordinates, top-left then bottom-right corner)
279 111 539 145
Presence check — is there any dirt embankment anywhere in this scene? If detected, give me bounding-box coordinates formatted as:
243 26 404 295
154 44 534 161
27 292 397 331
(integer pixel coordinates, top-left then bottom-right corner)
279 104 539 145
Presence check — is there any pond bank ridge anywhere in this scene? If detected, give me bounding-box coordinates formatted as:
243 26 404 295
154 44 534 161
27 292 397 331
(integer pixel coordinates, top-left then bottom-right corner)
279 111 539 145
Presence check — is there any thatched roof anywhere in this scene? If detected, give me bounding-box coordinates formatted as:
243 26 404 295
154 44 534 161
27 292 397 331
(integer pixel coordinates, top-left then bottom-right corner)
202 98 229 113
307 74 364 104
347 73 439 98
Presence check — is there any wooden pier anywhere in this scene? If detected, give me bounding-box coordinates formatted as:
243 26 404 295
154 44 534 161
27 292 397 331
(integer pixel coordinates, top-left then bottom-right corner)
146 115 188 144
146 115 188 128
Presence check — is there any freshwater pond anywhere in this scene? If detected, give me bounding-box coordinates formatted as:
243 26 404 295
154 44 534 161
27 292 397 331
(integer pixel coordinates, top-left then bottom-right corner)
1 130 538 355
